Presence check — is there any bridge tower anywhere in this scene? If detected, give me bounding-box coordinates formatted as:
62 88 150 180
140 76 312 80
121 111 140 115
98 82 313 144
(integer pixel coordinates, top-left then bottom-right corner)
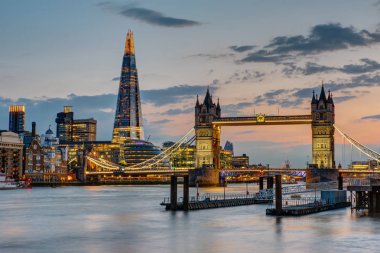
311 85 335 169
195 88 221 169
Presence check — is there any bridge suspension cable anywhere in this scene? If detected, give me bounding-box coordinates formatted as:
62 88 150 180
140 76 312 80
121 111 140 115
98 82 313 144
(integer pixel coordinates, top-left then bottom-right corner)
334 124 380 163
123 128 195 170
86 128 195 171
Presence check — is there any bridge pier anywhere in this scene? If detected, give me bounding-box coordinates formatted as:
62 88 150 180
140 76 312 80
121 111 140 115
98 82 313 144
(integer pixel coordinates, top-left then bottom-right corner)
275 175 282 215
183 175 189 211
169 175 190 211
170 176 178 211
259 176 274 190
259 177 264 190
338 173 343 190
267 177 274 189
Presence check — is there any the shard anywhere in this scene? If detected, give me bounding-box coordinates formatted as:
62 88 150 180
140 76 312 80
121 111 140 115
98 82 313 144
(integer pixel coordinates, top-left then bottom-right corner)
112 31 144 144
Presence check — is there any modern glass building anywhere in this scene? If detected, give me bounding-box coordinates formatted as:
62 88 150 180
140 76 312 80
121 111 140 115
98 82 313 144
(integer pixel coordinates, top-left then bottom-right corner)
9 105 25 134
123 140 167 168
112 30 144 144
55 106 97 142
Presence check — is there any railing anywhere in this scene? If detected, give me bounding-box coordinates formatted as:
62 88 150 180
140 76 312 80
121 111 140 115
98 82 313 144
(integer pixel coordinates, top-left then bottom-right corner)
349 179 371 186
348 178 380 186
161 191 273 204
282 181 337 195
268 197 323 209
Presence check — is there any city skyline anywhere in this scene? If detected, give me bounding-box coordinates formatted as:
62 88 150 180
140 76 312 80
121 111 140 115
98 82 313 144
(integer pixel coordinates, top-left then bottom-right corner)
1 0 380 167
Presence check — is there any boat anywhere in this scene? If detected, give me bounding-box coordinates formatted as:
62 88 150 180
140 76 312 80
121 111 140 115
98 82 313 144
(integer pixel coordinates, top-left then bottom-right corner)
0 173 19 190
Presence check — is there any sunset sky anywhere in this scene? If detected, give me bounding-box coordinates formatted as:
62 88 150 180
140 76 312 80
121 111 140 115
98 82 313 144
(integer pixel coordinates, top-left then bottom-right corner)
1 0 380 167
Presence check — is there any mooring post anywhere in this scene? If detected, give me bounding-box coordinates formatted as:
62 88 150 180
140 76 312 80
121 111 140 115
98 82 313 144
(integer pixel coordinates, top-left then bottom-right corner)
275 175 282 216
369 191 374 214
183 175 189 211
338 172 343 190
170 175 178 211
259 177 264 190
267 176 274 189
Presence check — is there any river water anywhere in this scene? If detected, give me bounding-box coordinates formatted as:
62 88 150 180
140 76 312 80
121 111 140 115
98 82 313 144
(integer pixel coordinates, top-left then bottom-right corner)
0 184 379 253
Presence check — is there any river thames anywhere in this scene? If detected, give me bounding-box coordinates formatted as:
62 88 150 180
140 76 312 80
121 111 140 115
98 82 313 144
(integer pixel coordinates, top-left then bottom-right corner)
0 184 379 253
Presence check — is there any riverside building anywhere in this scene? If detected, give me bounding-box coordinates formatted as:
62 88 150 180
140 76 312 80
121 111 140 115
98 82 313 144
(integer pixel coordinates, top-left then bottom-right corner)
0 131 23 179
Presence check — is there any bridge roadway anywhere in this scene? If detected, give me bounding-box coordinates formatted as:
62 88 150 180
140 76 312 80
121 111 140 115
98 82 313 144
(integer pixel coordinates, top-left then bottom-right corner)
212 115 312 126
85 167 380 176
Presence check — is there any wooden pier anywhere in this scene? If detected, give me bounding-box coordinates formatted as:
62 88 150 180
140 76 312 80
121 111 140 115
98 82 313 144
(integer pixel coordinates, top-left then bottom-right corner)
266 201 351 216
162 174 273 211
161 196 272 211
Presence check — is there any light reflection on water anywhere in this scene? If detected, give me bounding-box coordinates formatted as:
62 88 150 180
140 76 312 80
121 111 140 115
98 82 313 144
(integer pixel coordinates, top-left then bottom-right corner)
0 184 379 253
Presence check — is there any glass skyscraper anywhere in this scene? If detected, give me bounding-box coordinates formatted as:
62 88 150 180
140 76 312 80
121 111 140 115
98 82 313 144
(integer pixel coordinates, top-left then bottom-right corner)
112 30 144 144
9 105 25 134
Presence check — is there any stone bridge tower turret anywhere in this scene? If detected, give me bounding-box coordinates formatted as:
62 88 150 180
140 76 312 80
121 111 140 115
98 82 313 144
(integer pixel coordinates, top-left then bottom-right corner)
311 85 335 169
195 88 221 169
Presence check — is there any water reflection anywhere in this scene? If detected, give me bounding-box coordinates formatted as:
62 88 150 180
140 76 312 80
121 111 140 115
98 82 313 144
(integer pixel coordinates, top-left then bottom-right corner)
0 185 379 253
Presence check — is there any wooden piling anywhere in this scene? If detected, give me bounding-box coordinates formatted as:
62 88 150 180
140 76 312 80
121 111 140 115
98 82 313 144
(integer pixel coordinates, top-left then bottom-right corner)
275 175 282 215
183 175 189 211
170 176 177 211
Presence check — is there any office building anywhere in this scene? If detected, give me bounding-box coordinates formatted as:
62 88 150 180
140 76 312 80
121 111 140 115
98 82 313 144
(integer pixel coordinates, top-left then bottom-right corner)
55 106 97 142
9 105 25 134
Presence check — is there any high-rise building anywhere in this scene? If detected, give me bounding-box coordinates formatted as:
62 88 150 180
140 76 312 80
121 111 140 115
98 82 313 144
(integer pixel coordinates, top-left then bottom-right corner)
55 106 97 142
112 30 144 144
224 141 234 156
72 119 97 142
56 106 74 142
9 105 25 134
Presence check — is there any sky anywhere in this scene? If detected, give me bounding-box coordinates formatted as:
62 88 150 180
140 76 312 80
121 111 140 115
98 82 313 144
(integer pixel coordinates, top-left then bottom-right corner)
1 0 380 167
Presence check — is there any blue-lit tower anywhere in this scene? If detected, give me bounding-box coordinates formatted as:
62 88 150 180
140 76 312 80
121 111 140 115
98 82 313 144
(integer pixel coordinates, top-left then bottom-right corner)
112 31 144 144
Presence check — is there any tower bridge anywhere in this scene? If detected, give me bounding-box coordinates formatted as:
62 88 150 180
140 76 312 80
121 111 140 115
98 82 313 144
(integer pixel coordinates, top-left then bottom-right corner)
194 86 335 176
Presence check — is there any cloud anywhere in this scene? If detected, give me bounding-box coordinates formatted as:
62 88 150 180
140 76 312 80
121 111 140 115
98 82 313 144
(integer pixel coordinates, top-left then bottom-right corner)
362 114 380 120
112 77 120 81
119 7 201 27
229 45 256 53
341 58 380 74
224 69 265 84
99 107 114 113
161 107 193 115
142 84 219 106
240 23 380 63
150 119 172 125
99 2 201 28
188 53 235 60
283 58 380 76
221 72 380 112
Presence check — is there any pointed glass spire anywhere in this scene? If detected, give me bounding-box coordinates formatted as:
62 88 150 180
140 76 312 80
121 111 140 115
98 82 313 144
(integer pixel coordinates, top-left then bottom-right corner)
112 31 144 144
